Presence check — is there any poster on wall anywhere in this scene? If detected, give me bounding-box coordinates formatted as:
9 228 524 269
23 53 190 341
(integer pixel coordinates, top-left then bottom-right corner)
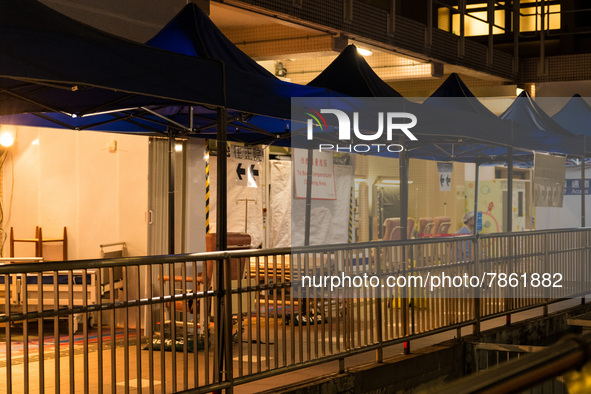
534 153 566 207
293 148 336 200
437 162 453 192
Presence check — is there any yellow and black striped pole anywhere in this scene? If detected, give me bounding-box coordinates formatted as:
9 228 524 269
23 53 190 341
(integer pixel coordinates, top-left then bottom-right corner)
205 142 210 234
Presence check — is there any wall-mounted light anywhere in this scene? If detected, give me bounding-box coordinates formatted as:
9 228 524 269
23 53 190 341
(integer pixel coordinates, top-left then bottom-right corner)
0 125 16 147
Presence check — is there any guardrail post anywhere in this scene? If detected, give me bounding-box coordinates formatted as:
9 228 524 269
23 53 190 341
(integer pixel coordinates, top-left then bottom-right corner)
224 256 234 392
473 164 481 336
376 246 383 363
473 236 481 336
544 232 549 316
400 149 410 354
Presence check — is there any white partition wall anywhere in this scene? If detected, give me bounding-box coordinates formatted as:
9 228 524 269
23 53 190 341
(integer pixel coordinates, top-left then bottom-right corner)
2 126 149 260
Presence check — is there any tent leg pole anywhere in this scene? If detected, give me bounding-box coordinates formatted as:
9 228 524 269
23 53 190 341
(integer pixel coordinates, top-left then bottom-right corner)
216 108 229 385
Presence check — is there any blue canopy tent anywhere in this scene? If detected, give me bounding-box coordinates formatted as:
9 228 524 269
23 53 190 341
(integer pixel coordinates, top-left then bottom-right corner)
308 45 403 97
142 3 347 146
552 94 591 138
501 91 587 227
0 0 227 116
424 73 496 116
551 94 591 225
297 47 528 244
500 91 582 157
0 1 348 248
301 47 523 163
421 73 561 164
422 73 532 233
0 2 342 145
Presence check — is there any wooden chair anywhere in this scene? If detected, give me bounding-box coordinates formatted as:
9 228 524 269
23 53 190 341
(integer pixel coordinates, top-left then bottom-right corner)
10 226 68 261
38 227 68 260
10 227 41 259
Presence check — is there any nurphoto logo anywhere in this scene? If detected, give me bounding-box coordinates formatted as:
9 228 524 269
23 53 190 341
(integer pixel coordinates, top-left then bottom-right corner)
305 108 418 153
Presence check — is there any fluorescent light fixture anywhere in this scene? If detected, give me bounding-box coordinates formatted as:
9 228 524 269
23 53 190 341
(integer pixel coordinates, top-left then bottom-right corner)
175 143 183 152
516 88 524 96
357 47 373 56
378 179 414 185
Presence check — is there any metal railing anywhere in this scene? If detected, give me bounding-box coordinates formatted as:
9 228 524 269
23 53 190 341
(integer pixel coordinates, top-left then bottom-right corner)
438 333 591 394
0 228 590 393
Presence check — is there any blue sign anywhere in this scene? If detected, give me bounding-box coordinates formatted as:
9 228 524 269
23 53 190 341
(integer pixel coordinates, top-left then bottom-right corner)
564 179 591 196
476 211 483 231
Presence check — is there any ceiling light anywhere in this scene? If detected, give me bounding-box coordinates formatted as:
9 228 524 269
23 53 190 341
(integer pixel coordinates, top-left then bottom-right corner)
357 47 373 56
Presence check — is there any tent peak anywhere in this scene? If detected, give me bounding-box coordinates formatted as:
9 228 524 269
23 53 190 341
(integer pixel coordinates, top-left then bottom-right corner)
308 45 403 97
146 1 275 78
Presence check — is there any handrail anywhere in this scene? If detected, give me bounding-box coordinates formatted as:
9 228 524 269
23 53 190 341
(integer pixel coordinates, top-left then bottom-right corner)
1 227 589 274
438 333 591 394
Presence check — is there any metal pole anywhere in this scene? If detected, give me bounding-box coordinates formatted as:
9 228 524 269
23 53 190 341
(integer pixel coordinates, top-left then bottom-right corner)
473 163 481 335
513 0 520 74
474 163 480 236
303 148 314 323
507 151 514 232
487 0 494 65
399 149 410 354
459 0 466 57
168 129 176 255
506 142 514 318
582 136 586 227
215 107 228 385
400 154 409 243
426 0 433 48
540 0 546 74
304 149 314 246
